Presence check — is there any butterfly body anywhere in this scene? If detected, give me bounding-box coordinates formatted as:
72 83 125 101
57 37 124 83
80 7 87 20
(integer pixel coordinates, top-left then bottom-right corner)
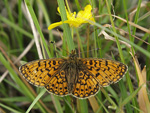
59 50 82 93
19 50 127 98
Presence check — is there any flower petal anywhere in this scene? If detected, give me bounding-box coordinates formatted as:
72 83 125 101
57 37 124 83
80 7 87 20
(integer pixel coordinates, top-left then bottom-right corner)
64 20 81 27
48 21 63 30
77 5 92 17
76 4 95 24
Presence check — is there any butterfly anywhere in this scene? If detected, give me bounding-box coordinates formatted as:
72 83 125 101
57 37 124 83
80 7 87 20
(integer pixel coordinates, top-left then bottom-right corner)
19 50 127 98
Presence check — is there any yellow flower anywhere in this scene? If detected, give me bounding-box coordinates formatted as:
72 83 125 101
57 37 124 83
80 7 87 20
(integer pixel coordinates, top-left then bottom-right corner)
48 4 95 30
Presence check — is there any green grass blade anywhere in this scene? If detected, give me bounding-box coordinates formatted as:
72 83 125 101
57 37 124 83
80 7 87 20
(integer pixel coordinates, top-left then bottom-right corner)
121 84 143 107
78 99 88 113
0 103 22 113
51 95 63 113
57 0 75 51
0 53 46 113
0 15 33 39
26 89 47 113
24 0 51 58
94 23 150 58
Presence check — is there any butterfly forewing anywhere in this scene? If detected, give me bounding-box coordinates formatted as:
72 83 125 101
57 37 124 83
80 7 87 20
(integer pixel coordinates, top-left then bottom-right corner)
80 58 128 86
19 58 65 86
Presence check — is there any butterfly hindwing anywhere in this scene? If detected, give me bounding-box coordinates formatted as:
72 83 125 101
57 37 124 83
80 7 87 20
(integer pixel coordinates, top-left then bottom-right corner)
45 70 69 96
72 70 99 98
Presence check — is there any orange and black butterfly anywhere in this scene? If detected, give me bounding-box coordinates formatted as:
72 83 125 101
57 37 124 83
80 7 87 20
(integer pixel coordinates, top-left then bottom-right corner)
19 50 127 98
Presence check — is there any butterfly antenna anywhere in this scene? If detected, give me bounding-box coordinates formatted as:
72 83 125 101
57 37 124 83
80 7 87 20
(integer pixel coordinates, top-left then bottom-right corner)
49 41 70 57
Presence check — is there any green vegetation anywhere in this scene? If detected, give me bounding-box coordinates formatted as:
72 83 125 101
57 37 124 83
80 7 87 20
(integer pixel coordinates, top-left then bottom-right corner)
0 0 150 113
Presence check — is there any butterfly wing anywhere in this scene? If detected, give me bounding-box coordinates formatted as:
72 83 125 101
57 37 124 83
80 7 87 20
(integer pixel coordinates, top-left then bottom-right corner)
72 70 99 98
80 58 128 87
19 58 65 86
45 69 69 96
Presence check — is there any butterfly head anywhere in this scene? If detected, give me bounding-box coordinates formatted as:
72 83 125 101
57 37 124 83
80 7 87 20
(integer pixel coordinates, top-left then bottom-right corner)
69 50 77 60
